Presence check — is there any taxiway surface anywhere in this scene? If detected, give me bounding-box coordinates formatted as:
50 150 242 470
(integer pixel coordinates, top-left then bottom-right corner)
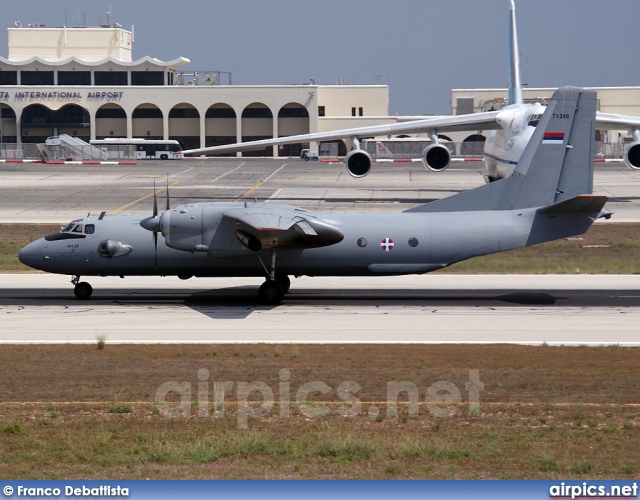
2 158 639 345
1 158 640 222
1 274 638 345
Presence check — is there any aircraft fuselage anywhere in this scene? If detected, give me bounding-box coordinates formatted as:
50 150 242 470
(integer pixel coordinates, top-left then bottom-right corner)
484 102 542 181
19 201 590 280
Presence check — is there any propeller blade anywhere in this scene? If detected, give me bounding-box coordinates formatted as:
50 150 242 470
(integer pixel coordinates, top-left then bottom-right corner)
153 231 158 270
153 179 158 218
165 174 170 211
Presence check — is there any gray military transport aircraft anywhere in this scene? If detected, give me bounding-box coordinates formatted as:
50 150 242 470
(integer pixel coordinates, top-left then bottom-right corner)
19 87 610 305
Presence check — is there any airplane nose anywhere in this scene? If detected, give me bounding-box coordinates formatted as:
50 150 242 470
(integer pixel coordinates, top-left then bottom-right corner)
18 240 46 270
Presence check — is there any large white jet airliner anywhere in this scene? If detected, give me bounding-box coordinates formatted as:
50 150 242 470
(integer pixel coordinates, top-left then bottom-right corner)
184 1 640 181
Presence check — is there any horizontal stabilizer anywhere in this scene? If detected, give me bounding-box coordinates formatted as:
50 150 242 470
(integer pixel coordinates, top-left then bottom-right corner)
538 195 608 215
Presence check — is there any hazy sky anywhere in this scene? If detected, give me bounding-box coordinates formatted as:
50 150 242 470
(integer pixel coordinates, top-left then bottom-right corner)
3 0 639 115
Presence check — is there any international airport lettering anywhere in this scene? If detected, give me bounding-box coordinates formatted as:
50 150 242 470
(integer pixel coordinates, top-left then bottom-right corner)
14 91 82 100
6 484 129 496
155 368 484 429
8 91 124 101
87 92 124 100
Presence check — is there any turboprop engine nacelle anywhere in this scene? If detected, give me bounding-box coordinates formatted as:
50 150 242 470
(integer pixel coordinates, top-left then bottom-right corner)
421 144 451 172
159 205 210 252
344 150 372 178
624 142 640 170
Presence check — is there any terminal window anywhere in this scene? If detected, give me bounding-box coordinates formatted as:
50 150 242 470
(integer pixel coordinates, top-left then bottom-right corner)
58 71 91 86
95 71 128 86
132 108 163 119
96 108 126 119
205 107 236 118
131 71 165 86
169 108 200 118
0 71 17 85
21 71 54 86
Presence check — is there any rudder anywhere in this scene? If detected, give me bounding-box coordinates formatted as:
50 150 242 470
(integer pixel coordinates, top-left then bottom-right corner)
511 86 597 209
406 86 597 214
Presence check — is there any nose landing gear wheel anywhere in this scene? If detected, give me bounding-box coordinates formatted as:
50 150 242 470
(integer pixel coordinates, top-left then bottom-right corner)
74 282 93 300
259 280 284 305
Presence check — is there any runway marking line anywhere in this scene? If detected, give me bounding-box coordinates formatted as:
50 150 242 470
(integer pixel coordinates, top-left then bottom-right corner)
211 161 245 183
108 181 182 215
234 163 287 202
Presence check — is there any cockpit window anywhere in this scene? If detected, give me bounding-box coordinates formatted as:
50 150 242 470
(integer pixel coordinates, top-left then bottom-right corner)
84 224 95 235
61 220 84 233
527 113 542 127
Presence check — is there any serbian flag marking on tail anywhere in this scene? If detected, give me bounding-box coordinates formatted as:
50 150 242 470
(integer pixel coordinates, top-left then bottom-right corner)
542 132 565 144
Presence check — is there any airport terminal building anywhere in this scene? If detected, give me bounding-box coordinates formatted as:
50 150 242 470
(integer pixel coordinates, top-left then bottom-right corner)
0 24 390 155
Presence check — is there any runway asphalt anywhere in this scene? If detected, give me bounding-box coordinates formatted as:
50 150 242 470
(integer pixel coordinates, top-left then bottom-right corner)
1 274 638 345
1 158 640 222
2 158 639 345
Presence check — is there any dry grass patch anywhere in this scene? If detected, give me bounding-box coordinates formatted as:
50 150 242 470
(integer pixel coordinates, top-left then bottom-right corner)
0 344 638 479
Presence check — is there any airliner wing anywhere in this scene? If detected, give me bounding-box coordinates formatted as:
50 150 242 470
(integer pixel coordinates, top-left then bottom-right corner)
183 111 501 155
595 112 640 130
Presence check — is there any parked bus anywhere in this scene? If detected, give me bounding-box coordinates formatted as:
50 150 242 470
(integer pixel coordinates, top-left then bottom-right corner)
90 139 184 160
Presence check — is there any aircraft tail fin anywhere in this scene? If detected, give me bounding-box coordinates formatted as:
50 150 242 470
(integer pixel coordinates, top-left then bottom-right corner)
509 86 596 208
508 0 524 105
406 86 597 213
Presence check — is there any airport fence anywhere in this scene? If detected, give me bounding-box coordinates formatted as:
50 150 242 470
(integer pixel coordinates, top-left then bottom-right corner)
363 141 624 160
43 144 136 161
0 141 629 161
0 143 40 160
0 143 136 161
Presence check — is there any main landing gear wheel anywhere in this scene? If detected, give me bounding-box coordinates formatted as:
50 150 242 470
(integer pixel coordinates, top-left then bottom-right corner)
259 280 284 305
276 274 291 294
256 250 288 304
74 282 93 300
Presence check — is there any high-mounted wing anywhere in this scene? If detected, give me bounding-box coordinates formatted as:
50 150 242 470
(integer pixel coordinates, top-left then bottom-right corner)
222 204 344 252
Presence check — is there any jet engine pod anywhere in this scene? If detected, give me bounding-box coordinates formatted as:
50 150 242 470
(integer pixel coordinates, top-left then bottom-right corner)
344 150 372 178
421 144 451 172
624 142 640 170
